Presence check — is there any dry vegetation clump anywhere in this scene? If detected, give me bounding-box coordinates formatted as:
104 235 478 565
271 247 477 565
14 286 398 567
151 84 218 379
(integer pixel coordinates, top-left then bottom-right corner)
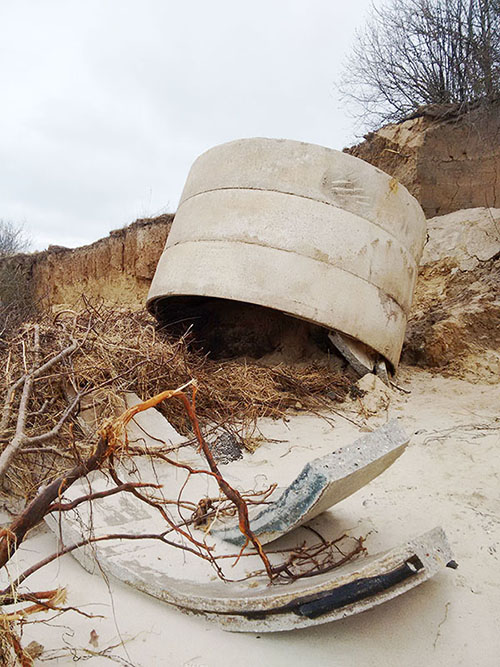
0 307 361 663
0 301 351 501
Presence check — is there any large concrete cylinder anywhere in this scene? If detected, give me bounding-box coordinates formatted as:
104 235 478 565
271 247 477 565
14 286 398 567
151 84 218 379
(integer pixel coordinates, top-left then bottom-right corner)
147 138 426 367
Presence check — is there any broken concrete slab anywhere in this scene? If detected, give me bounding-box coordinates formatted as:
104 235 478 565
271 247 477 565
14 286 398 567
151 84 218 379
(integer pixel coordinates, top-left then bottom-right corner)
43 497 454 632
42 399 452 633
65 388 185 451
193 527 454 632
214 420 408 546
123 392 184 450
328 331 376 376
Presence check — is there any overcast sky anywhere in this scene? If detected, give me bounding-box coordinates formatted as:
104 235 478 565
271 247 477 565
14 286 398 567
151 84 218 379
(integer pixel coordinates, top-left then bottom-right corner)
1 0 373 250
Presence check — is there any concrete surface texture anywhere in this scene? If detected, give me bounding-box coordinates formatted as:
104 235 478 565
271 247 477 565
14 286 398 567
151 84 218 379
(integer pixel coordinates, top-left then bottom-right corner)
7 367 499 664
44 409 439 632
215 420 409 545
147 138 426 367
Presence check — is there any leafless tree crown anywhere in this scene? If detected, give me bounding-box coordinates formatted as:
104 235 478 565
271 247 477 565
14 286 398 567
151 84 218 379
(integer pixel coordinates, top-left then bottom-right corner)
340 0 500 128
0 220 30 258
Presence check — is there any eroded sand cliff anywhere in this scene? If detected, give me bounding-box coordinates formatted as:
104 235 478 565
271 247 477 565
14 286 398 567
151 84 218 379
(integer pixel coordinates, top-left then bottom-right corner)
345 102 500 217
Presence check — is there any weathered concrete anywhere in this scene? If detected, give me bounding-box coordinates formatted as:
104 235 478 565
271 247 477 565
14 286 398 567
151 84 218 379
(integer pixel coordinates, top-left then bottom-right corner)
43 429 451 633
148 138 426 367
198 528 453 632
44 486 451 631
179 138 425 259
16 371 497 661
166 190 418 313
328 331 376 376
215 420 408 545
42 389 455 633
149 239 407 365
123 392 184 449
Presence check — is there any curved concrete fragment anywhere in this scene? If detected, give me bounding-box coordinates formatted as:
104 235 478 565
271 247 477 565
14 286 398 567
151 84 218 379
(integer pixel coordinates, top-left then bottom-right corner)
148 138 426 367
214 420 409 545
183 527 454 632
44 497 453 632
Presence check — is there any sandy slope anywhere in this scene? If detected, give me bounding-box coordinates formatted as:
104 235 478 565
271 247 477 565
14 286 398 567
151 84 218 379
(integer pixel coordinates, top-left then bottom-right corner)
3 366 500 667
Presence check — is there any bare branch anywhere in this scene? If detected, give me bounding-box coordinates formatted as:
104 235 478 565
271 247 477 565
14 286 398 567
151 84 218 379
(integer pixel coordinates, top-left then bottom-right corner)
46 482 162 513
339 0 500 129
1 338 78 433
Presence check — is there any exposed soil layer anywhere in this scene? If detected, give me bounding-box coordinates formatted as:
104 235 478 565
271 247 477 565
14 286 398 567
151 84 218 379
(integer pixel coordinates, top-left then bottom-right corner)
345 102 500 217
0 214 174 309
403 208 500 381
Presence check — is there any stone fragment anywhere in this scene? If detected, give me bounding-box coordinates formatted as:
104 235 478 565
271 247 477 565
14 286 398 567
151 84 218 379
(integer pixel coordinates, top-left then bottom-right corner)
356 373 392 415
209 431 243 465
422 207 500 271
328 331 376 376
214 420 408 545
375 358 390 386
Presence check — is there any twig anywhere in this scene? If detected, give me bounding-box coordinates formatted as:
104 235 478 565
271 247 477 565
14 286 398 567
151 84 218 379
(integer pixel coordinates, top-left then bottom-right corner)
0 392 81 485
46 482 162 512
0 339 78 433
2 530 216 594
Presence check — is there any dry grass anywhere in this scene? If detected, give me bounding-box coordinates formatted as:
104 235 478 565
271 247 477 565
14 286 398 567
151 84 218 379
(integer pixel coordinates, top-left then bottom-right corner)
0 301 352 500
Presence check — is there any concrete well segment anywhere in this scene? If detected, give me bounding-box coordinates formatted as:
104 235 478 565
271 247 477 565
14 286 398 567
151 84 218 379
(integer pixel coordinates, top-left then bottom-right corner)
147 138 426 367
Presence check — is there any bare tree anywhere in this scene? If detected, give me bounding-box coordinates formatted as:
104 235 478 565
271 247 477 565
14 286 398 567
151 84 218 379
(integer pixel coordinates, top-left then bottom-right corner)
0 221 30 258
0 222 33 337
339 0 500 128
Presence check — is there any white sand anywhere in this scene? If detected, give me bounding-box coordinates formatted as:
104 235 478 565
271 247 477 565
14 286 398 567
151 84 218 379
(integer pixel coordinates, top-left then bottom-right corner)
4 366 500 666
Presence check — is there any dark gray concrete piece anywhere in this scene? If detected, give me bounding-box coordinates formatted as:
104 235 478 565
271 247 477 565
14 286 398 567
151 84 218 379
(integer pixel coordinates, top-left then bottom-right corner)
193 527 454 632
210 431 243 464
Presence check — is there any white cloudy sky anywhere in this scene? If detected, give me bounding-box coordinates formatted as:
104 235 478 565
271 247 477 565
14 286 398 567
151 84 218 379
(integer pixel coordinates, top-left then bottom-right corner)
1 0 373 250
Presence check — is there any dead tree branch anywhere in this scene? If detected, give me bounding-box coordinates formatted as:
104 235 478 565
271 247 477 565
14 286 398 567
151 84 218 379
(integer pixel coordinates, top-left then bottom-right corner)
0 338 78 434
